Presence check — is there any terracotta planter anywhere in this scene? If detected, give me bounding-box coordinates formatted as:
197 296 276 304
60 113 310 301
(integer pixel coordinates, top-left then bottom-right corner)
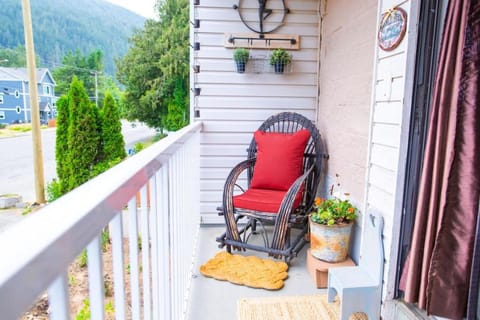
309 217 353 263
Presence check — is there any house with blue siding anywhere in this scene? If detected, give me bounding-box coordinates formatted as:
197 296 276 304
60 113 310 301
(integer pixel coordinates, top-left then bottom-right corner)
0 67 56 125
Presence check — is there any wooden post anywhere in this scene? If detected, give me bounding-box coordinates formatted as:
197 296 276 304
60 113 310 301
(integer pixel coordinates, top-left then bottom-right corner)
21 0 46 204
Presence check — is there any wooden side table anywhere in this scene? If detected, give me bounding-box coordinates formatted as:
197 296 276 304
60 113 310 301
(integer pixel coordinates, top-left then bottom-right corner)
306 248 356 288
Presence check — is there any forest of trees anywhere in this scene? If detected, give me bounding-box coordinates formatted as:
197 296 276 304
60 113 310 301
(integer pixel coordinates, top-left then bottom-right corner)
0 0 145 75
1 0 189 133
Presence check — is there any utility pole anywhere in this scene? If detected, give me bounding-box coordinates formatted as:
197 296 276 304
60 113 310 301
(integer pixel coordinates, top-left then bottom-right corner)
21 0 46 204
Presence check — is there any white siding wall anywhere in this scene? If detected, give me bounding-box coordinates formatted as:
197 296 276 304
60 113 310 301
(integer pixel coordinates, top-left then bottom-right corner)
365 0 420 317
192 0 320 224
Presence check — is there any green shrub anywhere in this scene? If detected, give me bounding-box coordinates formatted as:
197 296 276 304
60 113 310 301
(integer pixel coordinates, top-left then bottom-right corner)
100 92 126 161
75 299 90 320
46 179 63 202
233 48 249 63
269 49 292 65
133 142 146 153
78 249 87 268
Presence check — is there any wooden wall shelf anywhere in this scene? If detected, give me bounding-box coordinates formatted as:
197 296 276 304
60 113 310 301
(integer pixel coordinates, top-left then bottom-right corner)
224 33 300 50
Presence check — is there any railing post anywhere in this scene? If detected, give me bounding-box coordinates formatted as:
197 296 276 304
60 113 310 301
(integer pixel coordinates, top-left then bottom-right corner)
140 184 151 320
109 212 126 320
87 235 105 320
128 197 141 319
149 175 160 320
48 271 70 320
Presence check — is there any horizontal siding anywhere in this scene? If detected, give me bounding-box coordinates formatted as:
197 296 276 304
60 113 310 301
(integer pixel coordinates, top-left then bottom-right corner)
198 96 315 109
371 123 401 147
200 109 316 121
194 0 320 221
198 84 317 97
373 102 403 124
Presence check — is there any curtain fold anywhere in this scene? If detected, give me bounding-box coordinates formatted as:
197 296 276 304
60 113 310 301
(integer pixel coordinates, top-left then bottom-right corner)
402 0 480 319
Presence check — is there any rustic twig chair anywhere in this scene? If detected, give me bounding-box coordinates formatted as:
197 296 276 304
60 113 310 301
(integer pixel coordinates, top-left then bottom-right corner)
216 112 326 262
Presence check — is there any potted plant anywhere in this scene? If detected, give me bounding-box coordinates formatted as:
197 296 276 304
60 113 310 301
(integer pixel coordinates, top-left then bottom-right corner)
309 197 358 262
269 48 292 74
233 48 250 73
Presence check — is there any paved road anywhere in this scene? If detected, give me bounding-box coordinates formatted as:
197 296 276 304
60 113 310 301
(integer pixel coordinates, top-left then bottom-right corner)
0 121 156 204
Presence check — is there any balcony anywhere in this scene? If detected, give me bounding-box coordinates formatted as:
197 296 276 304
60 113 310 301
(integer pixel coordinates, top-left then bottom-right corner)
0 121 321 320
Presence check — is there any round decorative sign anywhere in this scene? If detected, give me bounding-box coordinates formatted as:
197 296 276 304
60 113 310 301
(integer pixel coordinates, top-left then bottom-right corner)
378 7 407 51
234 0 289 34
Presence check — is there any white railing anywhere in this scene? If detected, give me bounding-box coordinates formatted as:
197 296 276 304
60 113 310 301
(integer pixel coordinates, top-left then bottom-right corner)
0 122 202 320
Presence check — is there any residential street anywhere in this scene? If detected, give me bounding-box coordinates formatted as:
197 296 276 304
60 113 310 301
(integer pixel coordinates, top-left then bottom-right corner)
0 121 156 204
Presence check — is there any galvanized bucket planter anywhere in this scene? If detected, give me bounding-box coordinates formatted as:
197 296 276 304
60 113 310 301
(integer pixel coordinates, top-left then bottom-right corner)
309 217 353 263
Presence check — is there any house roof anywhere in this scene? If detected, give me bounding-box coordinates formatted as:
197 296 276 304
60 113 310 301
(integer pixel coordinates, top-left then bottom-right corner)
39 101 52 111
0 67 56 85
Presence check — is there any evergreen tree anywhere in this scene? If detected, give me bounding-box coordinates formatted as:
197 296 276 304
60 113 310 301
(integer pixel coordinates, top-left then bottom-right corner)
117 0 189 130
52 50 104 100
54 96 70 192
65 76 99 191
101 92 126 162
164 81 188 131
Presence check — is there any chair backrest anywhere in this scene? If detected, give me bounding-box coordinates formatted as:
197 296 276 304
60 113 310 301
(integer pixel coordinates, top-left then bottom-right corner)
246 112 325 212
359 211 385 284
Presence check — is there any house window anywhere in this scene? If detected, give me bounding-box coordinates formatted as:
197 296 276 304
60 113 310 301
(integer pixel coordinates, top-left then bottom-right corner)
16 106 21 114
43 85 51 96
0 94 3 104
15 90 20 98
0 111 5 120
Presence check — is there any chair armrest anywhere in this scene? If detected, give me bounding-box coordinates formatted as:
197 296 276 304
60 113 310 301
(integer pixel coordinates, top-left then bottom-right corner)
222 158 256 211
278 164 315 216
271 165 315 251
222 158 256 243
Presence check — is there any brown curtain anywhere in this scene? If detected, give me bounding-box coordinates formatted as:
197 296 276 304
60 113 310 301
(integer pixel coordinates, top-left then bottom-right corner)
401 0 480 319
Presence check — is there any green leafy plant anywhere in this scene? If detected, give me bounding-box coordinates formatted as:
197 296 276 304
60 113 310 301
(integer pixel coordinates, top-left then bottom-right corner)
78 249 88 268
75 299 91 320
233 48 250 73
310 197 358 226
69 274 77 286
233 48 249 63
46 179 63 202
269 49 292 66
105 301 115 315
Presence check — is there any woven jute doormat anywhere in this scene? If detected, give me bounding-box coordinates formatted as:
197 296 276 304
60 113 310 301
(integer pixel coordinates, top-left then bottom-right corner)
200 251 288 290
237 294 368 320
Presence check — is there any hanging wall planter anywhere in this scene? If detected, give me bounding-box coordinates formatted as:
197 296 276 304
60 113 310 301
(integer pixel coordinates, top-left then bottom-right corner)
269 49 292 74
233 48 250 73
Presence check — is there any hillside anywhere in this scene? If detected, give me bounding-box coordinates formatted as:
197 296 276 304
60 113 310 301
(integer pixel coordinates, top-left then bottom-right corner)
0 0 147 75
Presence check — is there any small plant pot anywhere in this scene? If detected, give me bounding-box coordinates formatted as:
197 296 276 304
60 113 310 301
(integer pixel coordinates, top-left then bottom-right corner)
273 62 285 74
235 61 247 73
309 217 353 262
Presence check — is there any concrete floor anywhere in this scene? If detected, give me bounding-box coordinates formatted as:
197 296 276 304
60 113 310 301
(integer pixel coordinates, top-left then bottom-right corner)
188 226 326 320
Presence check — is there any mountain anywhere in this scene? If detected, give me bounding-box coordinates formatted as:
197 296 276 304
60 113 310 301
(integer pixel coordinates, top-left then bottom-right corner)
0 0 147 75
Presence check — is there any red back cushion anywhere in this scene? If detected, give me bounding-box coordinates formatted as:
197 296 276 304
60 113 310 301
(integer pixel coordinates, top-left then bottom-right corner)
250 129 310 191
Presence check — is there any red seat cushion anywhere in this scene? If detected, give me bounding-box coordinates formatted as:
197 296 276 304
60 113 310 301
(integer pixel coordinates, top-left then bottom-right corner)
250 129 310 191
233 188 303 213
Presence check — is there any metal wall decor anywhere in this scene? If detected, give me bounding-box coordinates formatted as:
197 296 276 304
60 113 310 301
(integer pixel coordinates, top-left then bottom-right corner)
378 7 407 51
233 0 289 35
